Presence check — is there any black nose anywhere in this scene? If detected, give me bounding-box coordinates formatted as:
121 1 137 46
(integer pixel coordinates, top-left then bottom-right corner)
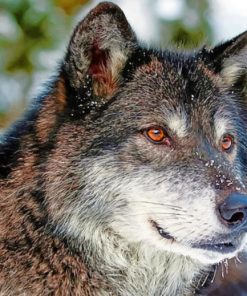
218 193 247 228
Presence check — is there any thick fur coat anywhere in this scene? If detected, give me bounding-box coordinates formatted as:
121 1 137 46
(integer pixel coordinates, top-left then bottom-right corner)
1 2 247 295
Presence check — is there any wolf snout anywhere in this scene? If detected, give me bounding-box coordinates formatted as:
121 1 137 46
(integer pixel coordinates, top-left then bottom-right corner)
218 193 247 229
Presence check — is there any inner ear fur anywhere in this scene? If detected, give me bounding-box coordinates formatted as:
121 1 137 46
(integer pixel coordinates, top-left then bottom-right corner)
220 32 247 101
203 31 247 90
63 2 137 97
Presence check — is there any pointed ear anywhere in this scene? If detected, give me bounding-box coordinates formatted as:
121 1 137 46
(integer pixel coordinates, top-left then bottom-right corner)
203 31 247 96
63 2 137 99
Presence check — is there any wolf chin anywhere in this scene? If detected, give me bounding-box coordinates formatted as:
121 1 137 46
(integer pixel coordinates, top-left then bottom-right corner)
1 2 247 295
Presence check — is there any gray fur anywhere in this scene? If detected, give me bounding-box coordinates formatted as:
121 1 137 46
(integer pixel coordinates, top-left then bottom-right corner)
1 2 247 295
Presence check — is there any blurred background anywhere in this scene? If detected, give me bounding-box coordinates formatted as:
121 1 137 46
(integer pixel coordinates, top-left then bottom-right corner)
0 0 247 129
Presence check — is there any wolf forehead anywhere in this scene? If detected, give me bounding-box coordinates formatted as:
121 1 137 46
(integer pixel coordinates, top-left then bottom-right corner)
86 50 238 137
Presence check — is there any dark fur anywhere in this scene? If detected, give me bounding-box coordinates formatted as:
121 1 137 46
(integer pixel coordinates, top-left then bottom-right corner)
0 2 247 295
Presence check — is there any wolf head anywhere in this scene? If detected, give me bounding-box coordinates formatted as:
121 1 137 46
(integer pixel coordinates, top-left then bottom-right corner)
37 2 247 265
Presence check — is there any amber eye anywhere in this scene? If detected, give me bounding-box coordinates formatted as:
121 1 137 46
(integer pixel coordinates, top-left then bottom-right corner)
144 127 171 145
221 134 234 152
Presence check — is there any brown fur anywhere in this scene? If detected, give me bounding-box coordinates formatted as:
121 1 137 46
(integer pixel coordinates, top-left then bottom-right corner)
0 134 99 295
1 2 247 295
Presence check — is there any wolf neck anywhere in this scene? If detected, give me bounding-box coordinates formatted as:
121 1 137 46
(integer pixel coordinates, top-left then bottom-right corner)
68 227 209 296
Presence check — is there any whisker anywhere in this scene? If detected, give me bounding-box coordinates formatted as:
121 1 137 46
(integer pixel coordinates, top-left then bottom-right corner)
201 271 210 288
172 226 190 234
234 257 239 267
177 229 196 243
211 264 218 283
126 212 188 218
220 262 225 279
236 254 242 263
193 273 204 291
131 200 186 211
224 259 229 275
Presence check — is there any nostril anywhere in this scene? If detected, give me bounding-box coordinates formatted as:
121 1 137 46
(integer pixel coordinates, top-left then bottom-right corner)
218 193 247 228
218 207 246 227
225 211 244 224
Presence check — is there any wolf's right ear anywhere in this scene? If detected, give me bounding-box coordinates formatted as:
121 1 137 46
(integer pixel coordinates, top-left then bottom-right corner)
63 2 137 100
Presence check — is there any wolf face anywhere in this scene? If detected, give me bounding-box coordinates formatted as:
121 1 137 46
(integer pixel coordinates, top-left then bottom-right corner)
1 2 247 294
43 3 247 266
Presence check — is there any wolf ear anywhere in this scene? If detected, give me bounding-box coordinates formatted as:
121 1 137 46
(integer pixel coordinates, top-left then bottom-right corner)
204 31 247 96
63 2 137 100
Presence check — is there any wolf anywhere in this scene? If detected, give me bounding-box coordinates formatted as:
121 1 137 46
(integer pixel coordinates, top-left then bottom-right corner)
0 1 247 295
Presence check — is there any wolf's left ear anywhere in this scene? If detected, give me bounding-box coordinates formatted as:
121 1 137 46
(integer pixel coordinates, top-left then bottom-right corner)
203 31 247 95
63 2 137 99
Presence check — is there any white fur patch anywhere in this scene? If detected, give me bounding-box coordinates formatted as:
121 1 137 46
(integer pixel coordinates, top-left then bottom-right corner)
214 116 229 142
167 112 187 137
49 154 246 295
221 63 243 85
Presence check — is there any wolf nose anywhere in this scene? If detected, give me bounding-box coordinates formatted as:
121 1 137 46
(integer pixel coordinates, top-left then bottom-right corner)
218 193 247 228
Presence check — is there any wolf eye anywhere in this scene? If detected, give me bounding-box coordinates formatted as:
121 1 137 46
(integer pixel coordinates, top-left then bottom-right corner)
144 127 171 145
221 134 234 152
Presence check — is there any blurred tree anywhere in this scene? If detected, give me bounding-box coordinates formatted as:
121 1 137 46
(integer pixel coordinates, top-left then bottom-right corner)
55 0 90 15
159 0 213 48
0 0 90 128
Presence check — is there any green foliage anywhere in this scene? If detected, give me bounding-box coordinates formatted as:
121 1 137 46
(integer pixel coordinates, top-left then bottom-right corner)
160 0 213 48
0 0 90 128
0 0 80 74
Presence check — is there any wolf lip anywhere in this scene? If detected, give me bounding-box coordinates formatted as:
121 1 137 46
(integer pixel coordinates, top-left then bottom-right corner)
193 241 237 254
151 220 174 241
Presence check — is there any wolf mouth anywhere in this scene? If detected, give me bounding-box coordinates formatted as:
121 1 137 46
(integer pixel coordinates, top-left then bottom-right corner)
192 232 245 255
151 220 175 241
152 220 242 254
193 241 237 254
